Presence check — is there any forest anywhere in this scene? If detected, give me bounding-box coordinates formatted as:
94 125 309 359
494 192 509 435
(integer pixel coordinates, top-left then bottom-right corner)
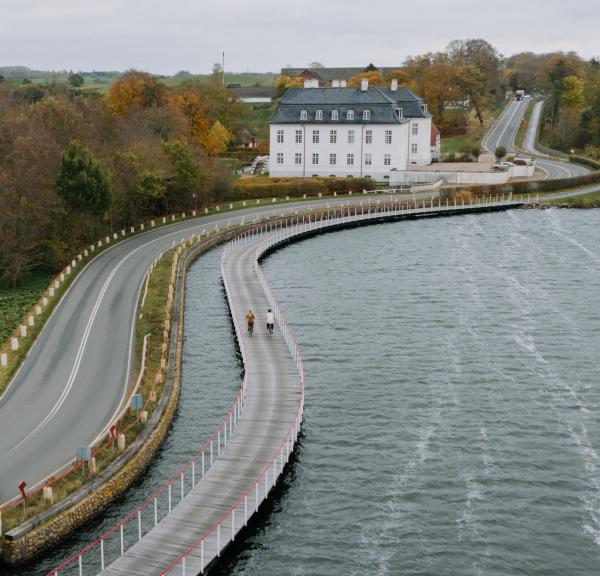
0 72 243 287
2 39 600 287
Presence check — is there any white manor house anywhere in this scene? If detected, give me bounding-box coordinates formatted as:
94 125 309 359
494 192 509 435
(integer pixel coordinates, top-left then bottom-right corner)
269 78 438 180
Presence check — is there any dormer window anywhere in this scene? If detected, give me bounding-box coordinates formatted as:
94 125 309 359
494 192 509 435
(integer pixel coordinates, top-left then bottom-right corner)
300 110 308 120
347 110 355 120
316 110 323 121
421 104 428 114
331 109 339 121
363 110 371 120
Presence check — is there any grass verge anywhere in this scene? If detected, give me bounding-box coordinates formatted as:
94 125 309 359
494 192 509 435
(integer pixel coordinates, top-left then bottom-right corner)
0 247 177 532
543 189 600 207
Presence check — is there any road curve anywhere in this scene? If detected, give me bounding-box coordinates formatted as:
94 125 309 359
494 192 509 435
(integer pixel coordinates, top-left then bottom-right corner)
522 100 589 179
483 99 588 180
0 196 421 503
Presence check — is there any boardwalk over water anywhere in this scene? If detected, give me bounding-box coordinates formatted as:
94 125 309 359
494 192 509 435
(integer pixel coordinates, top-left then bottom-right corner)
48 195 527 576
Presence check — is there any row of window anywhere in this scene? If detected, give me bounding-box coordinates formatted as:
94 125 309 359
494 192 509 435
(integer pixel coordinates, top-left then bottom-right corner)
275 153 397 166
277 125 419 144
299 109 370 121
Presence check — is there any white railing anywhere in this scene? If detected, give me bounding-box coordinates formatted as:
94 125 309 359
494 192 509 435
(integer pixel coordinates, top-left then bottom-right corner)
45 193 531 576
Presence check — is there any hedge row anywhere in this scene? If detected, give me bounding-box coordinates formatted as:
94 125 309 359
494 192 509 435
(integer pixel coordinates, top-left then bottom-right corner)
569 155 600 170
226 177 378 200
443 170 600 198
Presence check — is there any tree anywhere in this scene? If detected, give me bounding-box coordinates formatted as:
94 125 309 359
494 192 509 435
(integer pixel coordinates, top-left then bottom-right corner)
204 120 231 155
55 141 111 215
106 71 166 116
495 146 507 160
275 75 304 97
68 73 84 88
365 63 378 71
308 62 324 69
347 71 384 87
0 74 4 84
163 140 206 208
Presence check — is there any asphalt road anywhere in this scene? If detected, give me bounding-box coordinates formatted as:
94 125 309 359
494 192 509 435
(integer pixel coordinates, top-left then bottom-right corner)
0 195 418 503
0 99 594 504
483 99 589 180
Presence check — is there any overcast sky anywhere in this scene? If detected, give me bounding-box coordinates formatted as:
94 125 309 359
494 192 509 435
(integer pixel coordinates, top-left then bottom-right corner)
1 0 598 74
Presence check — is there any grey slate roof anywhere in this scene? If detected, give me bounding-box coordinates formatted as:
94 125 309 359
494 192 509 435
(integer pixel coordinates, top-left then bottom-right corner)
270 87 430 125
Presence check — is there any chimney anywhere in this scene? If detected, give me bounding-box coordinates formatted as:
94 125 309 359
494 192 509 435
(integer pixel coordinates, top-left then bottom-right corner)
361 78 369 92
332 79 340 88
391 79 398 92
340 79 347 87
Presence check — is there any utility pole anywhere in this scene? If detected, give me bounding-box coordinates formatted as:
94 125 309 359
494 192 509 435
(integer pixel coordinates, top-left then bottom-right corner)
222 52 225 86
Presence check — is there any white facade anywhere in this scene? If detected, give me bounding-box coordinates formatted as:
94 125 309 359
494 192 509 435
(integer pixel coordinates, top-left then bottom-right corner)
269 81 435 179
270 123 414 180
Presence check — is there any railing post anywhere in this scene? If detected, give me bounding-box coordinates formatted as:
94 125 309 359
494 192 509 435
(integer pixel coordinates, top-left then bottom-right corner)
101 539 105 571
217 524 221 557
201 540 205 573
192 461 196 487
79 555 83 576
256 482 259 512
169 484 172 512
245 495 248 526
181 472 184 500
154 497 158 526
138 509 142 541
232 509 235 541
182 556 186 576
202 450 205 476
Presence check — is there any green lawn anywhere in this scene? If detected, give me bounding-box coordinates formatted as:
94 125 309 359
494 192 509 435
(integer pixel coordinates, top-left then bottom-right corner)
0 271 55 342
544 190 600 207
242 102 276 141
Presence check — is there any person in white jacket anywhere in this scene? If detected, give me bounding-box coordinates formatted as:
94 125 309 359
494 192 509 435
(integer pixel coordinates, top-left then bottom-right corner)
266 309 274 335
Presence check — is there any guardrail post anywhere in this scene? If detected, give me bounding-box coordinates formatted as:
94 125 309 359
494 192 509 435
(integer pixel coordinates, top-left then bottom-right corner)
182 556 186 576
100 539 105 571
121 523 124 554
232 509 235 541
168 484 172 512
181 472 184 500
217 524 221 557
154 497 158 526
78 555 83 576
138 509 142 541
202 450 205 476
245 495 248 526
192 461 196 487
201 540 205 573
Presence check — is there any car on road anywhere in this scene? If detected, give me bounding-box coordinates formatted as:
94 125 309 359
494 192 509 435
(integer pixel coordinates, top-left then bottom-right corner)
493 161 515 171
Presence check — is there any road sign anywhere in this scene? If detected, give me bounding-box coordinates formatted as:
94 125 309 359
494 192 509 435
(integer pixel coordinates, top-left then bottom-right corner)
130 394 143 411
76 447 92 462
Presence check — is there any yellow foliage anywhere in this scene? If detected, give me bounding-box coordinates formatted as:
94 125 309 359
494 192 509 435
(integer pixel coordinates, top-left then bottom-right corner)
168 88 211 149
203 121 231 156
275 75 304 97
346 71 385 87
106 71 165 116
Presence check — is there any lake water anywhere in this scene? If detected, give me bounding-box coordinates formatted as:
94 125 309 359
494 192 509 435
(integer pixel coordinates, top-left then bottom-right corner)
12 208 600 576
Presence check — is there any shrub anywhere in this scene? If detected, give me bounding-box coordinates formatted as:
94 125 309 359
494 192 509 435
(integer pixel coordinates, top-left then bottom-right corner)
227 177 377 201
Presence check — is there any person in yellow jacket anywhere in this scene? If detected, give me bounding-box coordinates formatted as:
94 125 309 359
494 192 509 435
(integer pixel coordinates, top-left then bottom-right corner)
246 310 255 335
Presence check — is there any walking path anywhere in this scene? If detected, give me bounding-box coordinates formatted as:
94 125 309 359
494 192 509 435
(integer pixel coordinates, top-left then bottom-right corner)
49 196 526 576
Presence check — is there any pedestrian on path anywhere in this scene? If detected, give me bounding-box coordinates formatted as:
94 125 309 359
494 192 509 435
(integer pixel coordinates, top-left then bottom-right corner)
246 310 255 335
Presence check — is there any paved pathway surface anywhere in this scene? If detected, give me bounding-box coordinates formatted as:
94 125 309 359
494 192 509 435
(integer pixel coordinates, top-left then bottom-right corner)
98 233 303 576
